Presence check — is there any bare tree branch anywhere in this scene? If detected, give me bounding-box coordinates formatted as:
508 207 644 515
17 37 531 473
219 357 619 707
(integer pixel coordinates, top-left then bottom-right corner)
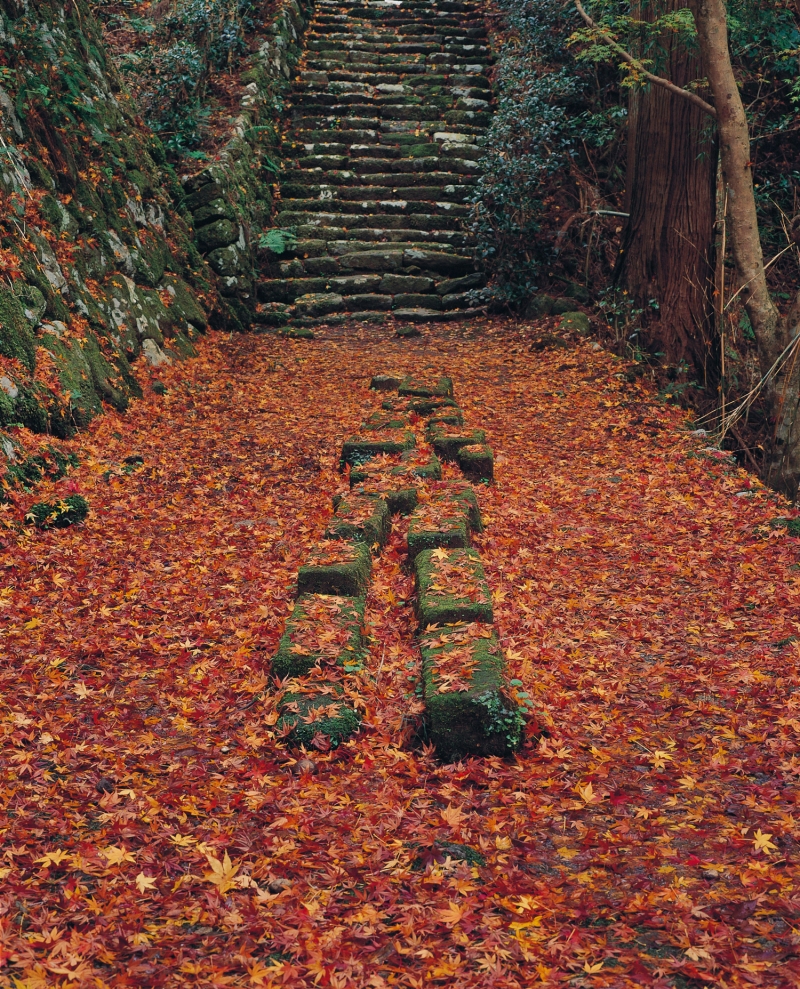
574 0 718 119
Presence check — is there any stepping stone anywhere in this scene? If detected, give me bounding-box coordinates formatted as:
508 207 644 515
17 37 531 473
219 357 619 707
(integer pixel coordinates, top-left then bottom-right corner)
383 394 459 416
341 428 416 466
398 375 454 398
428 408 464 428
428 423 486 461
418 623 523 760
406 481 482 558
396 324 421 337
369 373 403 391
297 541 372 597
277 682 361 748
272 594 367 679
457 442 494 482
326 491 391 547
362 409 411 430
414 547 493 628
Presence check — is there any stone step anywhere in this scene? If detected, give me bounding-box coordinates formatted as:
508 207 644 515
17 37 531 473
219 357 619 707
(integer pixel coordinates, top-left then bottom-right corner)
277 199 471 217
276 210 468 231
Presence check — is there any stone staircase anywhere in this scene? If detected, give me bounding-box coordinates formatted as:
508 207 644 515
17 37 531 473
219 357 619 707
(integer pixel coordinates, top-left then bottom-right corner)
257 0 493 327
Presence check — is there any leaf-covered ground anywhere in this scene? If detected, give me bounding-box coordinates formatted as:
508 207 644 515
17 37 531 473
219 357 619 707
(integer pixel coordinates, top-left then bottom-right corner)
3 319 800 988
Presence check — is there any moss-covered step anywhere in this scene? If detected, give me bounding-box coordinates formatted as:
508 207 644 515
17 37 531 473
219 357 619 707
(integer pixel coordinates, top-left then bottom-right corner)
340 429 415 467
326 491 391 547
428 408 464 428
407 498 471 559
431 480 484 533
272 593 367 680
398 376 454 399
362 410 410 431
297 541 372 597
414 547 494 628
349 451 443 515
382 395 460 417
419 623 523 761
457 443 494 483
428 425 487 462
277 682 361 748
369 374 403 391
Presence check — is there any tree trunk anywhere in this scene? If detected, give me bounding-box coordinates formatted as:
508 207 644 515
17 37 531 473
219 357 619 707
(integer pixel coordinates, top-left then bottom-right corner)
696 0 800 499
615 0 718 381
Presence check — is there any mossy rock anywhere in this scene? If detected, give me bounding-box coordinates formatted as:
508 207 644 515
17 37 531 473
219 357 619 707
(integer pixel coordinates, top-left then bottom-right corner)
277 685 361 748
25 494 89 530
13 387 49 433
396 324 421 338
13 284 47 327
428 408 464 428
432 481 483 532
160 274 208 330
559 311 591 334
341 429 415 467
280 327 315 339
428 425 487 462
349 482 418 517
362 410 410 431
297 541 372 597
407 506 470 560
326 492 391 548
457 443 494 483
551 297 575 316
383 396 458 417
414 547 493 628
272 593 367 680
132 234 169 287
419 624 523 760
398 375 453 399
369 374 403 391
0 288 37 371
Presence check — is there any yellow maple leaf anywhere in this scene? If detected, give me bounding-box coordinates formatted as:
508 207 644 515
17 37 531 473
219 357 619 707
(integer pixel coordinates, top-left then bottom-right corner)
576 782 595 803
583 960 604 974
204 850 240 893
440 804 467 829
101 845 136 866
650 749 673 769
431 547 449 561
135 872 157 894
557 847 579 860
685 946 713 962
35 849 70 868
752 829 778 854
169 834 197 848
437 901 466 926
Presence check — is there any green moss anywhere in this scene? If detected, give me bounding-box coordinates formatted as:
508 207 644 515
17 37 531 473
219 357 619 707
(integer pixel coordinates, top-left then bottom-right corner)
13 284 47 326
272 594 366 680
0 288 37 371
341 430 416 467
25 494 89 529
325 492 391 548
398 375 454 398
414 547 493 628
407 507 470 560
419 624 522 760
13 388 48 434
297 541 372 597
277 684 361 748
362 410 410 431
132 233 168 287
369 374 403 391
428 426 487 462
457 443 494 483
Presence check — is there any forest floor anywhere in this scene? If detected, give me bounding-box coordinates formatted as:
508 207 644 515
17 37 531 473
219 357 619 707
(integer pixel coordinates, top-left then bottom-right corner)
3 318 800 988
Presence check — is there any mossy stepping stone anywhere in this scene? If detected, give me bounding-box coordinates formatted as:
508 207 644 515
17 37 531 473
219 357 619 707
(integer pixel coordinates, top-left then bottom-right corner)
362 410 410 431
398 375 454 399
406 482 482 559
559 311 590 334
326 492 391 548
457 443 494 483
341 429 415 467
280 327 315 339
350 482 418 517
277 684 361 748
369 374 403 391
414 547 493 628
427 408 464 428
428 424 487 462
381 396 459 417
297 541 372 597
272 594 366 680
419 623 523 760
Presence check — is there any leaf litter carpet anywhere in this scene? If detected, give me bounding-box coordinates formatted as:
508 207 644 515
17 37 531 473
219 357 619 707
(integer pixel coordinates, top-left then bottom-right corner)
3 319 800 988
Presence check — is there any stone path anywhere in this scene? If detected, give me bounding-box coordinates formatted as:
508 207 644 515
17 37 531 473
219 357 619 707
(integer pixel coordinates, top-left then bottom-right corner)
274 372 526 761
257 0 492 327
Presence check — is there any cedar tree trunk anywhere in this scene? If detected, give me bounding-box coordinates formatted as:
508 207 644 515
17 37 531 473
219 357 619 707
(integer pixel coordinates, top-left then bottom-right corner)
615 0 718 381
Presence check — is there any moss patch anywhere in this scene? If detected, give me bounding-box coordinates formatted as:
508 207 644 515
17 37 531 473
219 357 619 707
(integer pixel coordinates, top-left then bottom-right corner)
272 594 367 680
341 429 415 467
428 425 487 462
277 684 361 748
419 623 523 760
25 494 89 529
398 375 454 398
456 444 494 483
297 541 372 597
0 288 37 371
407 502 471 560
325 492 391 548
414 547 493 628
